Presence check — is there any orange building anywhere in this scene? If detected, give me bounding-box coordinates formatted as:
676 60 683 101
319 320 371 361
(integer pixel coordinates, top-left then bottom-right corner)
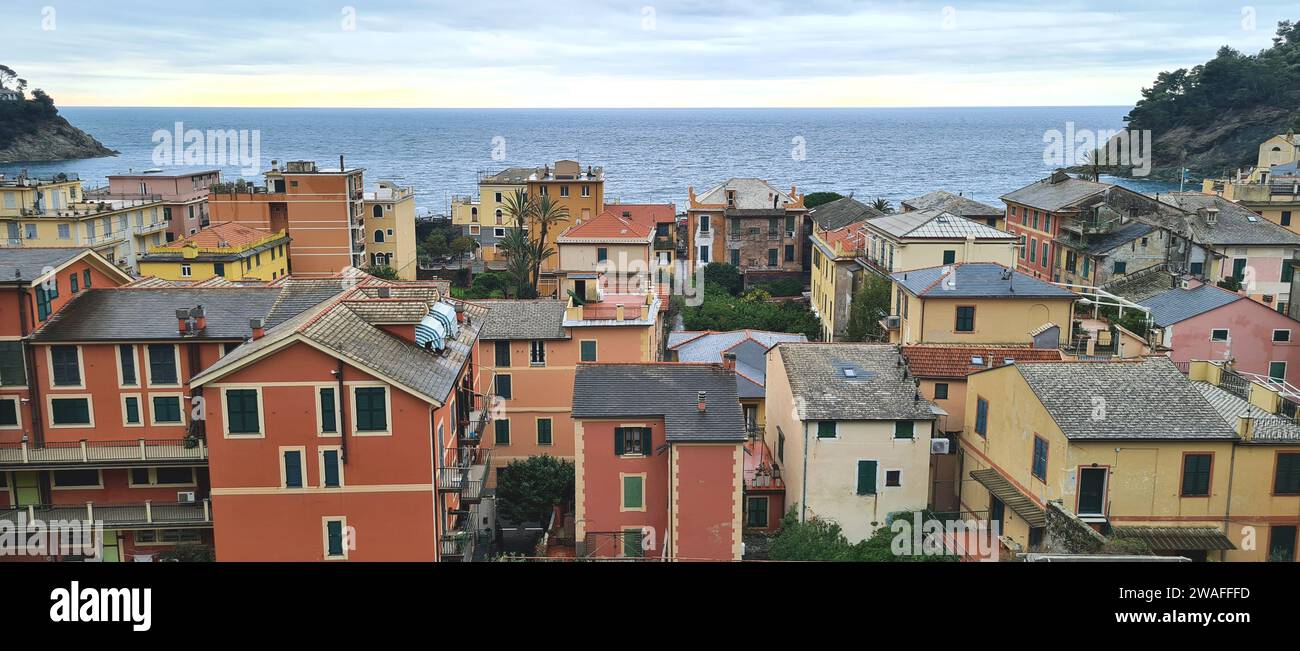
571 363 745 560
475 289 663 481
191 280 490 561
524 160 605 294
208 160 366 278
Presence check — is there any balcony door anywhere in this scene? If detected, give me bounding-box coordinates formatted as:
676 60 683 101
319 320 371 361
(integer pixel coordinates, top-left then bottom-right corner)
1077 467 1108 516
13 471 42 506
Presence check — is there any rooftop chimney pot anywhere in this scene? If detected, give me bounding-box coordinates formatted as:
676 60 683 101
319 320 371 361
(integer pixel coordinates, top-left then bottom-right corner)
697 390 707 412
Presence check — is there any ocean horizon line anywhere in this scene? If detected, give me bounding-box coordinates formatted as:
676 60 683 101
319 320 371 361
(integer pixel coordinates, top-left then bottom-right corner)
59 104 1134 111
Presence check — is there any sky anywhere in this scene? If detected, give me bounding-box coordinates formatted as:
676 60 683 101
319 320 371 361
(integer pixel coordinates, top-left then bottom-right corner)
1 0 1296 108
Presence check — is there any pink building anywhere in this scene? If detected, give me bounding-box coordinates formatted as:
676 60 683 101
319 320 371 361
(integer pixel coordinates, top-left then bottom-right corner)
1141 280 1300 385
94 170 221 241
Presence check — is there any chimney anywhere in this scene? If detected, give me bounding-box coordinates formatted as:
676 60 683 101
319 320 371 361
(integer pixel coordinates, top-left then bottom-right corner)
339 154 345 171
249 317 265 340
722 352 736 371
175 308 191 334
615 303 625 321
697 391 707 412
192 305 207 333
1238 414 1255 442
455 303 465 324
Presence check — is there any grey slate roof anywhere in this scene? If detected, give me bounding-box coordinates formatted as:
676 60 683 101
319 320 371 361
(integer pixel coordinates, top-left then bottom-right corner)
1001 174 1110 212
1156 192 1300 246
667 330 808 398
263 278 356 328
891 263 1078 299
571 364 745 442
1011 357 1239 441
808 197 883 230
31 287 284 341
476 300 570 340
694 178 797 210
1138 284 1242 327
1191 381 1300 443
778 343 939 421
902 190 1003 218
0 248 96 283
868 209 1016 240
1082 221 1156 254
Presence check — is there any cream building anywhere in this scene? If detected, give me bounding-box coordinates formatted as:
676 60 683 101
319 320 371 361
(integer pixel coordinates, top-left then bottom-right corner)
859 208 1018 276
363 181 417 279
764 343 941 543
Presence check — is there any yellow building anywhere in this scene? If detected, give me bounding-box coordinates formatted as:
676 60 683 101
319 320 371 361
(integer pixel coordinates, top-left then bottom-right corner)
887 262 1077 346
137 222 290 282
2 173 168 272
363 181 417 280
450 167 536 263
763 343 941 543
960 356 1299 561
1203 133 1300 235
860 208 1018 276
526 160 605 294
807 197 878 341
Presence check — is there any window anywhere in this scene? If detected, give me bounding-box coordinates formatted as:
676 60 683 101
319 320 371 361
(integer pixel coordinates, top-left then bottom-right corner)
282 449 305 488
942 250 956 265
1113 261 1127 275
147 344 178 385
69 273 78 294
1181 453 1212 496
933 383 949 400
0 341 26 386
1272 452 1300 496
730 249 740 266
495 375 512 400
530 340 546 365
354 387 388 432
955 306 976 332
816 421 837 438
1275 330 1292 343
746 496 769 527
131 467 195 487
621 474 645 510
699 215 710 233
118 345 137 386
1189 261 1204 276
180 264 192 278
50 346 81 386
151 395 183 424
494 418 511 445
975 398 989 437
1029 238 1037 263
537 418 553 445
1283 211 1293 227
580 340 597 362
699 245 710 262
1211 329 1229 342
768 249 778 266
321 448 342 488
894 421 914 439
324 518 346 559
494 341 511 367
856 460 877 495
597 247 608 263
319 387 338 434
1032 436 1049 481
0 396 18 427
52 469 101 488
1269 361 1287 382
123 396 141 425
885 470 902 487
777 429 785 462
225 389 260 435
50 397 91 426
615 427 650 455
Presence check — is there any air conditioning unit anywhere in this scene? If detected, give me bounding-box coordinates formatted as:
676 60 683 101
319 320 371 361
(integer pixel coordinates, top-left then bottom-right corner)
884 315 901 330
930 438 951 455
176 491 197 503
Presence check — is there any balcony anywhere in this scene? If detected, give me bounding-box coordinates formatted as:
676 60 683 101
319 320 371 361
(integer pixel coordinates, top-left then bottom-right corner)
440 503 478 562
437 447 491 503
133 220 168 237
0 499 212 529
0 438 207 471
456 376 494 446
653 235 675 251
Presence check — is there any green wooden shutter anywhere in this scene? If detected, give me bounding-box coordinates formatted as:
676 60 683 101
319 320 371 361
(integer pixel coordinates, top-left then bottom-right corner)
623 475 643 509
320 388 337 432
642 428 652 454
284 451 302 488
614 427 625 455
323 450 340 487
895 421 914 439
326 520 343 556
494 418 510 445
856 460 877 495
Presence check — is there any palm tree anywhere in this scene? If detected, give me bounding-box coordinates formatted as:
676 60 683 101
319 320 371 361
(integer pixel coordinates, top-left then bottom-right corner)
497 229 536 298
532 195 569 291
502 189 534 230
870 198 895 214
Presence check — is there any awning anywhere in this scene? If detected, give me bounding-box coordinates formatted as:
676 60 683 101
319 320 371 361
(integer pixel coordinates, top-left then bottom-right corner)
1111 526 1236 551
969 468 1046 528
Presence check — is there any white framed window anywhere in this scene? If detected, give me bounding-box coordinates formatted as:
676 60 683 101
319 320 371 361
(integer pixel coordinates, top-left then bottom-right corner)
221 386 265 438
51 469 103 490
180 264 192 278
493 227 506 238
0 395 22 430
323 516 349 560
120 394 143 427
316 385 341 437
148 393 186 426
1273 329 1292 343
47 394 94 428
319 445 344 488
128 467 197 488
280 446 307 489
351 384 391 436
620 472 646 512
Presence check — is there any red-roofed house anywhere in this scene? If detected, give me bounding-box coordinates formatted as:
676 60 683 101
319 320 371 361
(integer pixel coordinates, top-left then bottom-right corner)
138 222 291 282
557 207 658 295
810 212 869 341
605 203 678 267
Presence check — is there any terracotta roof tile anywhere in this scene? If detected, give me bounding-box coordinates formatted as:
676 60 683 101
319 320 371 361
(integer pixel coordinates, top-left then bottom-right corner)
156 222 282 250
901 344 1062 379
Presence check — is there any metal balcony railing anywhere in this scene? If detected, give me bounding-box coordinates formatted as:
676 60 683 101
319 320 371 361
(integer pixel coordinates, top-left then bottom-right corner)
436 447 490 503
0 499 212 528
440 503 478 561
0 438 207 470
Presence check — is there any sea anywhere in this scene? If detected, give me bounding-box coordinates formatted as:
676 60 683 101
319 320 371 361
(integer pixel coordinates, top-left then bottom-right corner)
1 107 1181 215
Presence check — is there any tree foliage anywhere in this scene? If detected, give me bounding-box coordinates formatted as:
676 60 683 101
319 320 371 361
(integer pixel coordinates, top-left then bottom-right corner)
845 273 892 341
768 510 956 562
362 264 399 280
803 192 845 209
496 455 575 527
682 284 821 340
702 262 744 296
1126 20 1300 136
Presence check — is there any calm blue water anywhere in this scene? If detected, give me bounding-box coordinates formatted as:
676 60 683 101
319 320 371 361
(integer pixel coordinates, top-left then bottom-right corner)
2 107 1178 214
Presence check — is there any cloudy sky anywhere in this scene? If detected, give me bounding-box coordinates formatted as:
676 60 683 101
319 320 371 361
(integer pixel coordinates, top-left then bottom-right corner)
2 0 1295 108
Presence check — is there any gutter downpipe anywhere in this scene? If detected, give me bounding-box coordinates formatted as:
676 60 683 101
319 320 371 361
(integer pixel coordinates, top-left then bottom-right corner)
801 419 810 523
16 287 44 446
1221 441 1237 562
337 359 349 464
